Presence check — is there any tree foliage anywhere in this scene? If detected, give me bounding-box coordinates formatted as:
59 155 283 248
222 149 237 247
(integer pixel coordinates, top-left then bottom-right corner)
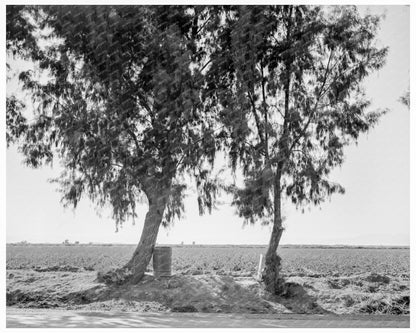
206 5 387 224
7 5 223 229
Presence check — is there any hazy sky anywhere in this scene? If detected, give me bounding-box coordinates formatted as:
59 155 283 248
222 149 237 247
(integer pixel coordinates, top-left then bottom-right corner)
6 5 410 245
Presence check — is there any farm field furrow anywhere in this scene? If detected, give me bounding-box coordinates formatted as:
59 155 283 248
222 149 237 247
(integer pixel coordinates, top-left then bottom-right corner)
6 245 410 277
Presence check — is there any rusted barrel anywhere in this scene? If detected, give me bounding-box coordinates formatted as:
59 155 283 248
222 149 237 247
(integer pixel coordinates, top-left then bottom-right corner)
152 246 172 278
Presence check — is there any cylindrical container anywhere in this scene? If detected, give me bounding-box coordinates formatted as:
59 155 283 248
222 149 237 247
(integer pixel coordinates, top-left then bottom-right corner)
152 246 172 278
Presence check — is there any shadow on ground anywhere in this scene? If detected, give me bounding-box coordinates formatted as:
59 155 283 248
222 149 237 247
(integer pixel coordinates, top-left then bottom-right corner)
271 281 330 314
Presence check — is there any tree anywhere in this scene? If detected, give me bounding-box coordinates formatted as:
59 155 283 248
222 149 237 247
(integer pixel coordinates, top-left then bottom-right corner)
6 5 222 283
206 5 387 293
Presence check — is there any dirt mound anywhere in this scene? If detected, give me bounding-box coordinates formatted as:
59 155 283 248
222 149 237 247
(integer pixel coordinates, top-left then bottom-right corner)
90 274 282 313
6 270 101 308
7 269 409 316
6 270 288 314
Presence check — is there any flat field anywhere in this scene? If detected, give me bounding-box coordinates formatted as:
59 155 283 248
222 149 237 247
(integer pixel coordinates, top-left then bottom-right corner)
6 244 410 276
6 245 410 315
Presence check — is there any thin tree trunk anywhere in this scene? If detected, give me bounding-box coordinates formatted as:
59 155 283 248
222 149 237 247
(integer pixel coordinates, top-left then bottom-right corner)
124 192 167 284
262 6 294 294
263 168 284 294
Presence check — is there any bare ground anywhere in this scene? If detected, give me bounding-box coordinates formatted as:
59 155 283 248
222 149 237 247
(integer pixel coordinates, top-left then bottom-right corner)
6 269 409 315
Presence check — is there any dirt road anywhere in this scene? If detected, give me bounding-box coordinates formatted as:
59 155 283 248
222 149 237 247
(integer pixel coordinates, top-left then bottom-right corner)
6 308 410 328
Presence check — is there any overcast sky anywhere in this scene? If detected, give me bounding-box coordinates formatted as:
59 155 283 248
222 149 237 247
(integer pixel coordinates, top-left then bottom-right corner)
5 5 410 245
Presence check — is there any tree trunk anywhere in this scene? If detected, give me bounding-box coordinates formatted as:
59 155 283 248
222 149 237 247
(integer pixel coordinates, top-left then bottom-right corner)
262 6 293 295
263 168 284 294
124 192 167 284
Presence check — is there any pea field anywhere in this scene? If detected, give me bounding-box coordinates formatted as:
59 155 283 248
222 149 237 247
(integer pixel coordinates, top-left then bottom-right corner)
7 244 409 276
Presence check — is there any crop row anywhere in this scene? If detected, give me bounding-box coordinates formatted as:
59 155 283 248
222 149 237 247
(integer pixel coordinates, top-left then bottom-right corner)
6 245 409 277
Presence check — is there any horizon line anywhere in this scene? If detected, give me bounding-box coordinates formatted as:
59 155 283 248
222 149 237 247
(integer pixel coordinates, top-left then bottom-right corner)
6 242 410 248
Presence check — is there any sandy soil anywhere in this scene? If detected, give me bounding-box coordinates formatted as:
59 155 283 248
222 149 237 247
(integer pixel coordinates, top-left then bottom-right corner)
6 269 409 315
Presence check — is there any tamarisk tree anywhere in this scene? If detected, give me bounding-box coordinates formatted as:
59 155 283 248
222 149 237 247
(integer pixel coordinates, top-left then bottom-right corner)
206 5 387 293
6 5 221 283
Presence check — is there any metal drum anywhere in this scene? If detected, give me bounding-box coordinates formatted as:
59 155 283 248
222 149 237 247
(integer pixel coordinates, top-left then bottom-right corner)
152 246 172 278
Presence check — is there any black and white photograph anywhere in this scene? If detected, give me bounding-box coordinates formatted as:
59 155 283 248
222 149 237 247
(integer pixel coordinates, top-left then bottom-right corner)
3 1 413 329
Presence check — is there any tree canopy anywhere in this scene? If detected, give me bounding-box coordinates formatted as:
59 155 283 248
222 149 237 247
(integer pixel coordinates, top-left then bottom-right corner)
207 5 387 223
7 5 222 229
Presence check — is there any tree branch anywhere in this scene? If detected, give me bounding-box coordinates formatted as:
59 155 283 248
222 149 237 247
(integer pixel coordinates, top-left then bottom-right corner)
247 90 266 151
195 12 214 35
260 62 270 160
288 49 334 154
124 125 141 154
